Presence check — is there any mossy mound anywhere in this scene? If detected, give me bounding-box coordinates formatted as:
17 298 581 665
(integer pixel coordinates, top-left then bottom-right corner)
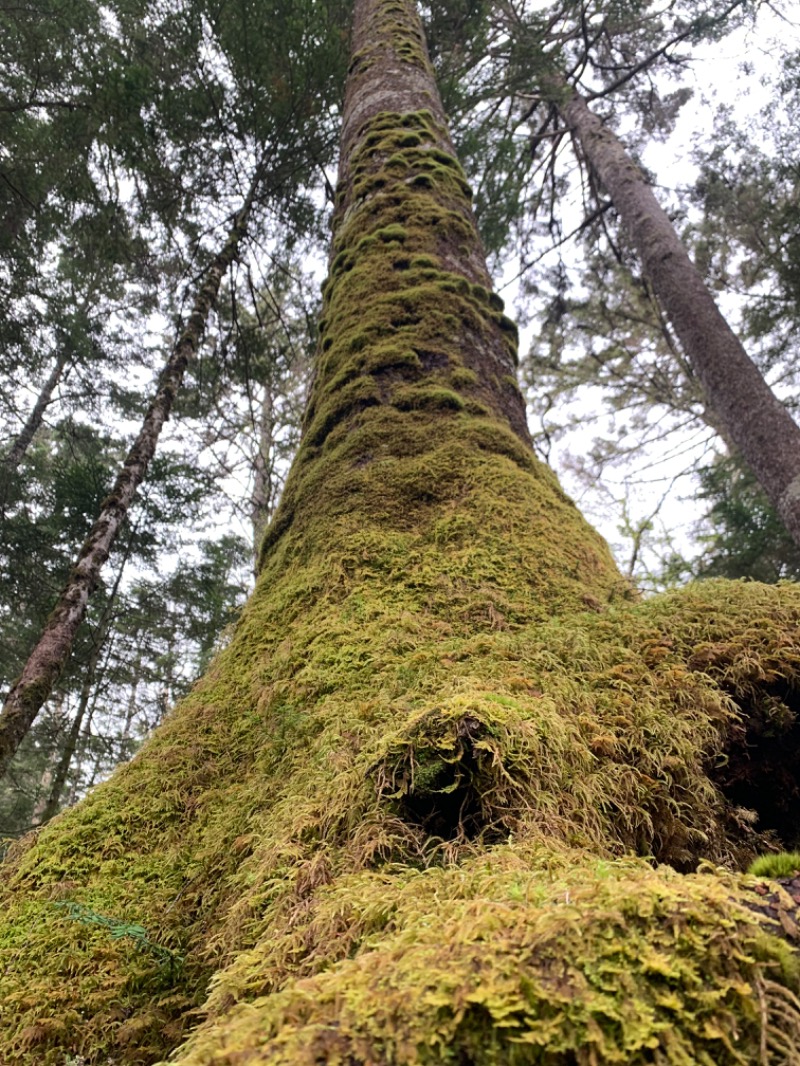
174 850 800 1065
3 576 800 1062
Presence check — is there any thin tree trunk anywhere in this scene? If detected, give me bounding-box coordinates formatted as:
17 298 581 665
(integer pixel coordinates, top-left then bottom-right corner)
0 171 262 780
251 381 276 556
554 81 800 548
27 691 66 825
64 689 104 807
34 646 97 825
3 347 70 472
120 652 142 745
33 530 131 824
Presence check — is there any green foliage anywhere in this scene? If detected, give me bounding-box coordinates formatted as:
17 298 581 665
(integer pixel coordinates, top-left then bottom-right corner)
691 455 800 583
749 852 800 879
54 901 184 974
0 417 251 840
688 47 800 383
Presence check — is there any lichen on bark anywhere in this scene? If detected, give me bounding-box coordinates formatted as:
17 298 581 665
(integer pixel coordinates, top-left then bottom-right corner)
2 1 800 1064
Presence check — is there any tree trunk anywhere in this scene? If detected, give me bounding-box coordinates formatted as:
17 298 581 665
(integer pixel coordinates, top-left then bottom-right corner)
34 648 96 825
33 542 128 825
0 172 261 780
0 346 71 519
120 652 142 746
2 3 800 1064
3 347 70 473
554 81 800 548
251 381 276 556
26 692 67 827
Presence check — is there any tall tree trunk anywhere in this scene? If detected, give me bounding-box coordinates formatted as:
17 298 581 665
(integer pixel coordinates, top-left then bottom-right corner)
2 4 800 1064
553 81 800 548
251 381 276 557
33 536 130 825
3 347 70 473
0 171 262 779
34 645 97 825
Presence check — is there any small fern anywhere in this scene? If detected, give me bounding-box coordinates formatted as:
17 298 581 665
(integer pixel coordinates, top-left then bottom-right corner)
54 902 183 974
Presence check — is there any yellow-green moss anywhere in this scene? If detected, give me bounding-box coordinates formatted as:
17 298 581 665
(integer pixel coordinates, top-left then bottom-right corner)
750 853 800 879
4 572 800 1062
2 7 800 1062
174 853 800 1065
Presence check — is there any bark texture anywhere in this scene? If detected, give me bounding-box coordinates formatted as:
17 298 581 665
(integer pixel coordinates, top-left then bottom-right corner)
557 84 800 547
2 347 70 474
251 384 276 556
0 174 260 780
1 4 800 1065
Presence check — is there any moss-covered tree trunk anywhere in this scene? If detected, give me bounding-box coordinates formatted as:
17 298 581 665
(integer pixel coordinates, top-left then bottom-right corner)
2 2 800 1063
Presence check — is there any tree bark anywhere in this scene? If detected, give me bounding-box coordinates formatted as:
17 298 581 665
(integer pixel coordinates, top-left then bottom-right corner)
251 381 276 557
26 691 66 827
0 171 261 780
2 347 70 473
33 536 130 825
554 81 800 548
34 646 96 826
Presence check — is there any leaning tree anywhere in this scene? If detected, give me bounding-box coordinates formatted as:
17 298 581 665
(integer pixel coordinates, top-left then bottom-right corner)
2 0 800 1062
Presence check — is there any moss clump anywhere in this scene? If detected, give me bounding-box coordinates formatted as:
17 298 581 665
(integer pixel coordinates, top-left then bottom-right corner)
750 853 800 878
393 383 465 411
172 853 800 1065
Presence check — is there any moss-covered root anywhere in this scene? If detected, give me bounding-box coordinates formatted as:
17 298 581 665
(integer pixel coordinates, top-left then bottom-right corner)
3 580 800 1062
172 851 800 1065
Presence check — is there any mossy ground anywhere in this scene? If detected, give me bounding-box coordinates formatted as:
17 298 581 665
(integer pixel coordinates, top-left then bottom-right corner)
2 19 800 1063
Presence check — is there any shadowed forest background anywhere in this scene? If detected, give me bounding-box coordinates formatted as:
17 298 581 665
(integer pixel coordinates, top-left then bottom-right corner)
2 1 800 1061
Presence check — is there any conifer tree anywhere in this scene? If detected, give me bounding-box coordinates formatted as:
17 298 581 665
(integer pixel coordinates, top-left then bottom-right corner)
548 76 800 551
2 1 800 1064
0 172 261 778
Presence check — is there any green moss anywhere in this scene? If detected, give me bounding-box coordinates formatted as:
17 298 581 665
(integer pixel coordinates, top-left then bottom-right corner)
409 172 434 189
359 222 408 246
393 383 465 412
4 550 800 1062
304 375 382 447
2 10 800 1064
450 366 478 388
749 852 800 878
174 855 800 1065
